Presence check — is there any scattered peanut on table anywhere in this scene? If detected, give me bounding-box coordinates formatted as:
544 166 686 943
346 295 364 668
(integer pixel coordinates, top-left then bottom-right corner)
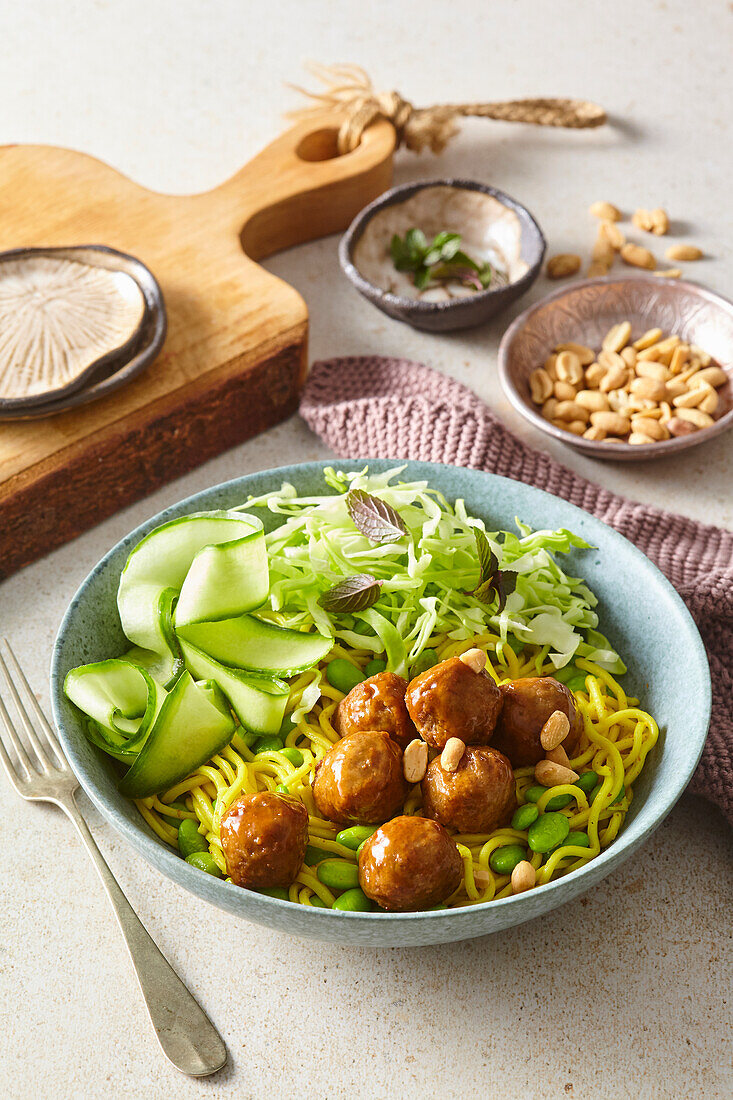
528 326 727 445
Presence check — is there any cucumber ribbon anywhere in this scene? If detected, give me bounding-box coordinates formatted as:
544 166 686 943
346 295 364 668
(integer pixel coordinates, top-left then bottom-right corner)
64 511 332 797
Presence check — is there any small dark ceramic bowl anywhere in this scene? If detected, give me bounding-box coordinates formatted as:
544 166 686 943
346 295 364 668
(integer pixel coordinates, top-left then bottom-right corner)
339 179 546 332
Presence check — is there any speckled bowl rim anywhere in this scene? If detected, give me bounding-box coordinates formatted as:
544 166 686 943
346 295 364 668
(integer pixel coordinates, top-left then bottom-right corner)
50 460 710 941
498 274 733 459
338 179 546 314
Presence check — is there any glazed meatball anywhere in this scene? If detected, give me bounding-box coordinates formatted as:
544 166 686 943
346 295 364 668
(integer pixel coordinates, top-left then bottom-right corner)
335 672 417 750
221 791 308 888
405 656 503 750
491 677 582 767
359 815 462 911
312 730 408 825
422 746 516 833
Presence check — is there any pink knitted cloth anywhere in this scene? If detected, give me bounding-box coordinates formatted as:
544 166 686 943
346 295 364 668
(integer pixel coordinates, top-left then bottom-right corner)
301 356 733 824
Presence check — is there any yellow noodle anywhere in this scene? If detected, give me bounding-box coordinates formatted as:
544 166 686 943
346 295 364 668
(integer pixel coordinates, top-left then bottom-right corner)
140 644 659 911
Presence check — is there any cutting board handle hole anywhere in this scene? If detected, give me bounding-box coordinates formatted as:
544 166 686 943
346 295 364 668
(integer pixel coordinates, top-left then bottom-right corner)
296 128 344 162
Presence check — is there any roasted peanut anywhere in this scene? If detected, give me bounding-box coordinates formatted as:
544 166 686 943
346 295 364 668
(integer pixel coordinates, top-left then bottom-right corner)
441 737 466 773
633 328 664 350
590 411 631 435
540 710 571 750
666 244 703 261
592 233 615 267
542 397 559 420
555 342 596 365
547 254 582 279
564 419 587 436
600 220 625 250
607 389 632 412
690 346 712 365
589 201 621 221
403 739 429 784
668 345 690 374
546 744 572 767
630 377 668 402
635 360 669 382
554 401 589 423
554 380 578 401
621 243 656 270
600 366 628 393
458 648 486 673
628 431 655 445
583 426 607 441
584 363 606 389
511 860 536 894
672 386 708 409
598 349 627 372
654 268 682 278
529 368 554 404
675 407 715 428
602 322 632 353
620 346 638 368
650 208 670 235
692 366 727 388
556 350 584 385
535 760 579 786
698 389 719 414
575 390 610 412
588 260 612 278
630 416 669 441
632 208 654 232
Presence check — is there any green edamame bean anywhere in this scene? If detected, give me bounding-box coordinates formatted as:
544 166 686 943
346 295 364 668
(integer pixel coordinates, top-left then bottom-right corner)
554 664 578 684
545 792 574 812
511 803 540 830
528 812 570 854
253 735 284 754
304 845 323 866
178 818 209 858
489 844 527 875
411 649 438 676
335 825 378 851
185 852 223 877
565 831 590 848
316 859 361 891
332 887 371 912
575 770 600 794
275 784 290 794
308 896 328 908
259 886 289 900
279 746 304 767
524 785 546 804
565 673 588 693
326 659 365 694
364 659 387 677
611 785 626 805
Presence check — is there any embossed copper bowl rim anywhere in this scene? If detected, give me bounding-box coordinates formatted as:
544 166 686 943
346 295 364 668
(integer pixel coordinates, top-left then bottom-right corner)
498 275 733 461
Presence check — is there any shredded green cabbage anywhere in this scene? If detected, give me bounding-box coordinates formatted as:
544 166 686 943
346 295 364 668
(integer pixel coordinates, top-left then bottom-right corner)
238 466 626 678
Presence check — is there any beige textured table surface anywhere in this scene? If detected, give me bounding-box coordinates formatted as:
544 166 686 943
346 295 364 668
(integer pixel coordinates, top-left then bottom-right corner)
1 2 732 1098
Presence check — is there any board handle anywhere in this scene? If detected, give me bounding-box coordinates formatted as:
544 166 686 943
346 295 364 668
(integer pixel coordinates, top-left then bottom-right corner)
212 114 396 261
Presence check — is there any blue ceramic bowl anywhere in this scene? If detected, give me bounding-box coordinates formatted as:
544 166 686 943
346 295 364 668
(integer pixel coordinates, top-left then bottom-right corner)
51 461 710 947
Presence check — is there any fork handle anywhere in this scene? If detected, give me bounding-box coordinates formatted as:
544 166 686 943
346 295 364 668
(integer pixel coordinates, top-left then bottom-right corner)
60 793 227 1076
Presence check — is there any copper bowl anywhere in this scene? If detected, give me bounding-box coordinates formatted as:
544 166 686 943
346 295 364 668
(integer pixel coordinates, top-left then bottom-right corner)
498 275 733 460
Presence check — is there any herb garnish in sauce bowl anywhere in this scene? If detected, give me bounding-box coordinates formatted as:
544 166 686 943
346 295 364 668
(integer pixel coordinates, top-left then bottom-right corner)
390 228 494 291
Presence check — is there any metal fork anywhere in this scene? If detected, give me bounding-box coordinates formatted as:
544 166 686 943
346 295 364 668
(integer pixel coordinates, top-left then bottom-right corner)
0 639 227 1077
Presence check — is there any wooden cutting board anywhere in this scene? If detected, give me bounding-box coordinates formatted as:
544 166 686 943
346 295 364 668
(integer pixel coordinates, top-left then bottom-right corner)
0 116 395 578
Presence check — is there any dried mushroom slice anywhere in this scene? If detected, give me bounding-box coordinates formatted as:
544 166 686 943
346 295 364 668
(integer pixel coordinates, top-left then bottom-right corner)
0 254 147 406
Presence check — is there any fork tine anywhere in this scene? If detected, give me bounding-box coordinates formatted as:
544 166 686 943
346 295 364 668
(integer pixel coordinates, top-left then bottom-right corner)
0 683 35 778
0 646 53 772
0 723 25 792
1 639 66 767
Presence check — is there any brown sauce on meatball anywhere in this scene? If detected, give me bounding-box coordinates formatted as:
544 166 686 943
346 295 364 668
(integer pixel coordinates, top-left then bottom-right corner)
422 745 516 833
312 730 408 825
334 672 417 750
405 656 503 749
220 791 308 888
358 815 462 911
492 677 582 767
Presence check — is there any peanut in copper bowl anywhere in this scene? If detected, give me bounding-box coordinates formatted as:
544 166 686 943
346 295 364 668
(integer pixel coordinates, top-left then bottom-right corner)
50 461 710 946
498 275 733 461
